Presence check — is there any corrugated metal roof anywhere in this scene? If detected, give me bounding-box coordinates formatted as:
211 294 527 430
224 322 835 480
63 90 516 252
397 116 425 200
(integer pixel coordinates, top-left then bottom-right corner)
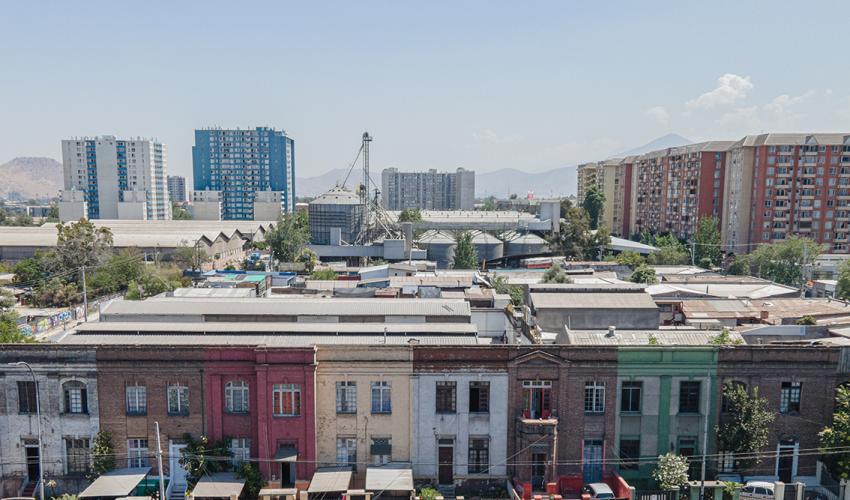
310 187 360 205
531 292 657 310
74 321 478 334
60 333 481 346
564 329 741 345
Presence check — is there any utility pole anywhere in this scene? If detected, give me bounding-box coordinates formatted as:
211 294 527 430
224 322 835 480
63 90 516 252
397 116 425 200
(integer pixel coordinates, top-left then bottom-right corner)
155 421 166 500
691 241 696 267
81 266 88 322
800 244 808 298
700 372 711 500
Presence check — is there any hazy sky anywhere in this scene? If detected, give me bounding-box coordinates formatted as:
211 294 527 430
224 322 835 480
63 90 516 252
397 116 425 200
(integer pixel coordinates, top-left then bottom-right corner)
2 0 849 185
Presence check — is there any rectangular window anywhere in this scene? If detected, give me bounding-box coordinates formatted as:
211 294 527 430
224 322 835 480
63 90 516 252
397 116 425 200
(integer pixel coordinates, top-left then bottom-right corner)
127 439 149 468
620 381 642 413
469 381 490 413
370 437 392 465
231 438 251 466
436 381 457 413
65 438 91 475
336 437 357 471
780 382 802 414
371 381 392 414
679 381 701 414
273 384 301 416
17 381 37 414
619 438 640 470
126 385 147 415
64 384 88 414
522 380 552 419
468 438 490 474
167 385 189 416
584 381 605 413
336 381 357 414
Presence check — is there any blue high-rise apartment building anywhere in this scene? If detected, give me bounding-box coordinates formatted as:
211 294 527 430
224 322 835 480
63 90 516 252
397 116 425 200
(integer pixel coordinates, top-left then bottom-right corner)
192 127 296 220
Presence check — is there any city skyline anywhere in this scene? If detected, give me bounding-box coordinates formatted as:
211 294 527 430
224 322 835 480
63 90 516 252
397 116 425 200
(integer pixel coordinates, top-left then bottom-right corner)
2 1 850 183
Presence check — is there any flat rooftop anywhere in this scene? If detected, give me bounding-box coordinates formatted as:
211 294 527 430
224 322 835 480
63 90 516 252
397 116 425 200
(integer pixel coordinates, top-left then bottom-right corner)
530 292 658 310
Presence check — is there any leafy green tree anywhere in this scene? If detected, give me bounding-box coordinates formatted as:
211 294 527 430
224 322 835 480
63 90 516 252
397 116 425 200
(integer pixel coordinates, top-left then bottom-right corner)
310 268 338 280
559 197 573 215
796 315 817 326
295 248 318 273
88 430 116 480
647 234 690 266
46 205 59 222
555 207 611 260
837 260 850 300
53 219 114 272
491 274 523 306
35 278 78 307
582 185 605 230
397 208 423 223
694 217 722 268
820 385 850 478
172 202 192 220
13 252 48 284
1 290 32 343
629 264 658 284
708 328 743 345
419 487 440 500
716 382 775 472
453 231 478 269
652 453 689 490
266 212 310 264
235 463 266 499
481 196 496 211
172 240 210 272
542 264 572 284
89 250 144 297
616 251 645 269
124 280 142 300
750 236 820 288
180 435 233 488
727 255 751 276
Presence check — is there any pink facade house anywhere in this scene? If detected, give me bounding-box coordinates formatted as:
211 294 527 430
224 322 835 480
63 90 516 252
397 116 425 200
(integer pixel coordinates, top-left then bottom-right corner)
204 347 317 487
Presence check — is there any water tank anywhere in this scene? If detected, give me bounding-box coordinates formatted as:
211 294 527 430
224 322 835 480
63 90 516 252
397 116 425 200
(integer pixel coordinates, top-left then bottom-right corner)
418 230 456 269
470 230 503 262
504 232 549 257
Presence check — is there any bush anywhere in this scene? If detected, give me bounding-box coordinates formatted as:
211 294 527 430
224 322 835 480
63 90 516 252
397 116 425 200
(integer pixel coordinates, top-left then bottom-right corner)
419 487 440 500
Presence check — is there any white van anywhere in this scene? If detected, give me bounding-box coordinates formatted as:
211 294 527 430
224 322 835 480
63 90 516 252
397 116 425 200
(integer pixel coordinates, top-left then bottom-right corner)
740 481 775 500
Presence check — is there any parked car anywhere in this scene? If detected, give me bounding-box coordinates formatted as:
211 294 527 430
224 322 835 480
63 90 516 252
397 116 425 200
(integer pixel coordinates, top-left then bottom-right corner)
740 481 775 500
582 483 615 500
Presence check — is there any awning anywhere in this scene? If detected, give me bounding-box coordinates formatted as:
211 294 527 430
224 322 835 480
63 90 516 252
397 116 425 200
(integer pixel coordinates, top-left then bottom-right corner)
258 488 298 499
365 463 414 492
274 446 298 462
191 472 246 499
308 467 352 493
79 467 151 498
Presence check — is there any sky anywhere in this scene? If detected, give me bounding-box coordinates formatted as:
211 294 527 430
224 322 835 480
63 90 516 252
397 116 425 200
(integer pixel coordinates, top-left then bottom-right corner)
2 0 849 186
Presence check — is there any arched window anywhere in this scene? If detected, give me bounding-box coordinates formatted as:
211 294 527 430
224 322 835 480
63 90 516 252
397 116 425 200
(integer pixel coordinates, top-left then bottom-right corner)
225 380 249 413
63 381 88 414
721 380 747 413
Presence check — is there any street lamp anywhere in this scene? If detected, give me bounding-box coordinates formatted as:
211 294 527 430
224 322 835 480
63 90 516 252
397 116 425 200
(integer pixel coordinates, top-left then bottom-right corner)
8 361 45 500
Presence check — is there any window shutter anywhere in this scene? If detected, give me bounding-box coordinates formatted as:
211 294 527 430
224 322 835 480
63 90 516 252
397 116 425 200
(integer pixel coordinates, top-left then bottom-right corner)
81 388 88 414
64 389 70 414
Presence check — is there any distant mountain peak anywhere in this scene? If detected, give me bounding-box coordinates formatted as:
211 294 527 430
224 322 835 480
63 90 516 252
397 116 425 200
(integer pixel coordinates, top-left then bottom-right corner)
615 133 692 157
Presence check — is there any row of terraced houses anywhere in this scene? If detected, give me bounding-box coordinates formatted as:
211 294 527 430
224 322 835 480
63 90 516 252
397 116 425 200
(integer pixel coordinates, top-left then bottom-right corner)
1 343 848 498
576 133 850 253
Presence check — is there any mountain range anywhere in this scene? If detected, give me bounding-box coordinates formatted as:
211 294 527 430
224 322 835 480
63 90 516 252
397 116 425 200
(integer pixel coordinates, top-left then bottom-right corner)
0 157 63 201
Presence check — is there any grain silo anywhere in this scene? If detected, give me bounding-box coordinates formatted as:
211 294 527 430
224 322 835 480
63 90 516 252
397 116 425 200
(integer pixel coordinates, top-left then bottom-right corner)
470 230 503 262
308 187 364 245
418 230 457 269
504 232 549 256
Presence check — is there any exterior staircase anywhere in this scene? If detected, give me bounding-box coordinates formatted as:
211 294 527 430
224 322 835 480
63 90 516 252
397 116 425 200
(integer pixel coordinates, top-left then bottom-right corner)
21 481 37 498
168 483 187 500
437 484 456 499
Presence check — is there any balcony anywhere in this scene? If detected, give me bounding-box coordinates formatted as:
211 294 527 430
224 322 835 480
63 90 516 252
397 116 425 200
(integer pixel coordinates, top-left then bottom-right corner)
516 413 558 437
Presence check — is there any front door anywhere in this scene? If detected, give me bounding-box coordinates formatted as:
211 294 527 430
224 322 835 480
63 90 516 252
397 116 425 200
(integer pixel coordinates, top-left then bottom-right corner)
531 453 548 490
169 442 188 486
583 440 603 484
25 445 40 482
438 444 454 485
280 463 295 487
777 439 798 483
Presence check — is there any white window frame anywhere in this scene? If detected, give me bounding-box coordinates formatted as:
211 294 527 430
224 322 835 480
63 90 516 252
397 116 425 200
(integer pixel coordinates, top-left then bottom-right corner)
272 384 301 416
336 381 357 414
167 385 189 415
127 439 149 468
584 381 606 413
225 380 249 413
371 381 392 414
336 436 357 471
231 438 251 466
126 385 147 414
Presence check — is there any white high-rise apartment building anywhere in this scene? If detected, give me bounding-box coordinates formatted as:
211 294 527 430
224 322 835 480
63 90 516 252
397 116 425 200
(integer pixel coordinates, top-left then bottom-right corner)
60 136 171 221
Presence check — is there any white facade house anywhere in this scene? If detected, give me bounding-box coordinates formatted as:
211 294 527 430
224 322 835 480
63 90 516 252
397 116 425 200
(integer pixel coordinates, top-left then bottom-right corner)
411 371 508 485
0 347 99 497
61 136 170 221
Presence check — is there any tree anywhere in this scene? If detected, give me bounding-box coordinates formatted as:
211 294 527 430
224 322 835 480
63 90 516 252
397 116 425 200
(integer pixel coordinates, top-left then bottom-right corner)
616 251 645 269
560 197 574 216
13 252 48 284
727 255 751 276
481 196 496 211
89 250 144 297
397 208 423 223
46 205 59 222
310 268 338 280
750 236 820 288
708 328 743 345
652 453 689 490
180 435 233 488
1 290 31 343
629 264 658 285
296 248 318 273
172 202 192 220
542 264 572 284
796 315 817 326
820 385 850 478
555 207 611 260
172 240 210 272
89 430 116 480
453 231 478 269
235 463 266 499
837 260 850 300
266 212 310 264
582 185 605 230
53 219 113 272
647 234 690 266
694 217 722 269
35 278 78 307
124 280 142 300
491 274 523 306
716 382 775 472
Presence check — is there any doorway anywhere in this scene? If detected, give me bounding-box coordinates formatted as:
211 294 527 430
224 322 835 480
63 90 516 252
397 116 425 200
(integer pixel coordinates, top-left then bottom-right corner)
531 452 548 490
438 439 454 485
24 442 40 482
169 442 188 487
583 440 603 484
280 463 295 487
777 439 798 483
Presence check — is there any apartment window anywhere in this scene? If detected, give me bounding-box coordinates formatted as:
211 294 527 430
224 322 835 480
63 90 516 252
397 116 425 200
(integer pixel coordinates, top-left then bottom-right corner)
336 437 357 471
370 437 392 465
619 438 640 470
584 381 605 413
436 381 457 413
273 384 301 416
469 381 490 413
65 438 90 475
126 385 147 415
336 381 357 414
620 381 642 413
61 381 88 414
17 381 38 414
522 380 552 419
167 385 189 416
780 382 802 414
679 381 701 414
231 438 251 466
127 439 149 468
371 381 392 414
225 380 249 413
468 438 490 474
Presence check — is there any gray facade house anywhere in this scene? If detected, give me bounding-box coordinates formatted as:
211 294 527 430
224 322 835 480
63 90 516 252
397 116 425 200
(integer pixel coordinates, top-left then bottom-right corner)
382 168 475 211
530 291 659 331
0 346 99 497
